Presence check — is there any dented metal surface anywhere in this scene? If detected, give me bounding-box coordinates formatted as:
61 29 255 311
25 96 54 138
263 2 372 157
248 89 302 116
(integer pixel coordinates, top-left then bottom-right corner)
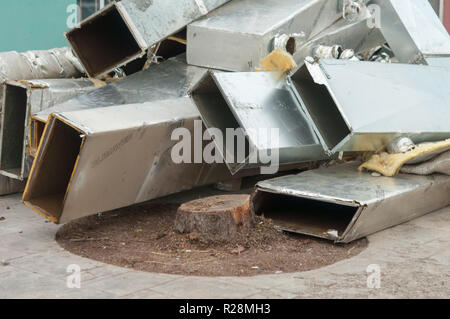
30 55 207 154
0 79 97 180
290 59 450 155
252 163 450 243
23 98 264 224
190 70 327 175
66 0 230 77
187 0 343 71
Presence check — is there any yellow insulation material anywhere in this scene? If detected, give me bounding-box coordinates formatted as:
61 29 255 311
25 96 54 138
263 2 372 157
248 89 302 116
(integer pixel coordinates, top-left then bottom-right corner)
256 48 297 72
359 139 450 177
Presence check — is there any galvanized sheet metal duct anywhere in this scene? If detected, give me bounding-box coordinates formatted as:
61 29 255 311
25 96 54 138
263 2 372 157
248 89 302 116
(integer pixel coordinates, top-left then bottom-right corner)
0 47 83 196
0 79 97 180
23 98 272 224
190 70 327 175
187 0 342 71
66 0 231 77
29 54 208 154
290 59 450 155
252 163 450 243
370 0 450 65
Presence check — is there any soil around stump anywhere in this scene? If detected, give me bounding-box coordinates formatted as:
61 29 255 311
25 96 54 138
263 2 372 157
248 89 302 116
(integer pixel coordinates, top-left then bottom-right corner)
56 202 368 277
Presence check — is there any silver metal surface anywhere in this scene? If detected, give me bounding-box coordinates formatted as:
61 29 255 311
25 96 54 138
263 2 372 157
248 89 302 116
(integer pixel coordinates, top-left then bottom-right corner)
190 70 327 175
0 79 97 180
290 59 450 155
370 0 450 64
252 163 450 243
30 54 207 154
66 0 230 77
23 98 262 224
187 0 342 71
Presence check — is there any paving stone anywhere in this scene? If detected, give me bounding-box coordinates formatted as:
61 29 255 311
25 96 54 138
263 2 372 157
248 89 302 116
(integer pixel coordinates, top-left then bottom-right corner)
82 271 178 296
151 277 261 299
0 194 449 299
121 288 169 299
9 251 104 279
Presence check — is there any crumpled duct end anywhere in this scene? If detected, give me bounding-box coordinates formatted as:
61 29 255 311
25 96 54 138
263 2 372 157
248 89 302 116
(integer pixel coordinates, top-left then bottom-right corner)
359 139 450 177
257 48 297 72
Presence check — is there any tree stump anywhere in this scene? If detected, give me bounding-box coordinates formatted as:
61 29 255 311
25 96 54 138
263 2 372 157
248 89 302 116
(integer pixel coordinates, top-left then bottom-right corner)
174 194 254 242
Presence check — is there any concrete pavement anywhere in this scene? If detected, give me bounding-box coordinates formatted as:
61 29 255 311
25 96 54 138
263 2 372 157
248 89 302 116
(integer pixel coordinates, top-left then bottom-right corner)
0 192 449 299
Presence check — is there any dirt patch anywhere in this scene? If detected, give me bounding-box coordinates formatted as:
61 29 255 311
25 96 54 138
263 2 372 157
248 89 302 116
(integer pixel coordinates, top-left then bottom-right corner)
56 202 367 277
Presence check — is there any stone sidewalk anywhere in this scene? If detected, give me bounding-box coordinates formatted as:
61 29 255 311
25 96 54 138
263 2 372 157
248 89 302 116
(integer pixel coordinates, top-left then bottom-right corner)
0 192 449 299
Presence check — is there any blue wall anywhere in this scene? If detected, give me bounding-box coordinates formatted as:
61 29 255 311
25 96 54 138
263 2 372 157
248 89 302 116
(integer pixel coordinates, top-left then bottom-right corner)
0 0 77 52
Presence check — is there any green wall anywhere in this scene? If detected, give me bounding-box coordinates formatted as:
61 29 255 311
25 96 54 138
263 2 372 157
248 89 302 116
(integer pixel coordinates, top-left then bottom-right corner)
0 0 76 52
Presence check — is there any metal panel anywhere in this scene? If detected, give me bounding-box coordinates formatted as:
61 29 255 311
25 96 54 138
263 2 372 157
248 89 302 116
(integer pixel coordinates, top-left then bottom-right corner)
290 59 450 155
0 79 97 180
370 0 450 64
187 0 342 71
190 70 327 175
66 0 230 77
252 163 450 243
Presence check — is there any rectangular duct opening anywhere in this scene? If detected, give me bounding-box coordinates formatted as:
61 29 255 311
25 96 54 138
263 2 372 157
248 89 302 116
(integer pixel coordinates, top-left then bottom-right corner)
191 74 250 168
291 65 351 151
23 118 83 222
66 4 141 77
253 191 358 239
1 85 27 177
30 118 46 156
